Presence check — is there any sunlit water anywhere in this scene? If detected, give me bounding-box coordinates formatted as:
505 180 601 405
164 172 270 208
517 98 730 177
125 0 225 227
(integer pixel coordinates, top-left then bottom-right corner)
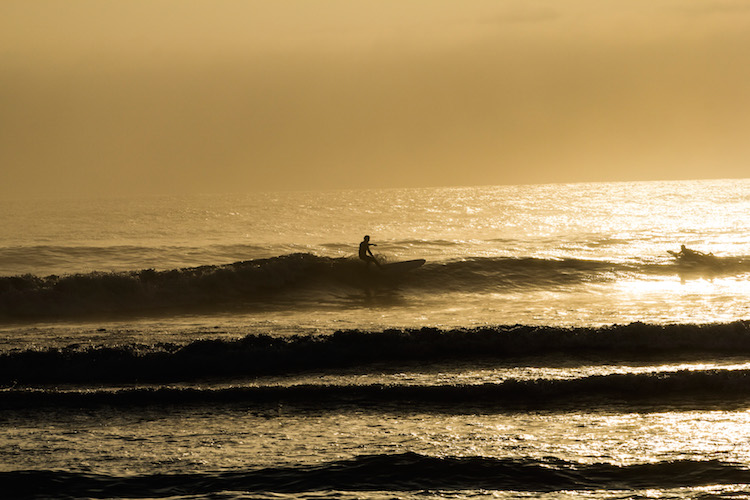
2 178 749 336
2 178 750 498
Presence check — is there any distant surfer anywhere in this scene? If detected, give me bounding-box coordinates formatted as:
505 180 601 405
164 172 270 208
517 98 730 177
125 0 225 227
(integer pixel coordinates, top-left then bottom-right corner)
668 245 714 261
678 245 712 257
673 244 694 258
359 235 382 269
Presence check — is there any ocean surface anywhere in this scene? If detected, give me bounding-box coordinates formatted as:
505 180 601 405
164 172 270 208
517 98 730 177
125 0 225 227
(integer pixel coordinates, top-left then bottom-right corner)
2 178 750 499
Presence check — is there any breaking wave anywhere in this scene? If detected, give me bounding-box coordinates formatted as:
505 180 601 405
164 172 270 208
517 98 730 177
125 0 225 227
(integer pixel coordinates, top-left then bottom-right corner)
5 369 750 410
2 321 750 386
4 453 749 498
3 252 749 320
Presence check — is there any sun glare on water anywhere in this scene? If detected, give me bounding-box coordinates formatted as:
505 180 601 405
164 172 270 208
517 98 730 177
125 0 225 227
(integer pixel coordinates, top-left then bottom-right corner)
616 275 750 324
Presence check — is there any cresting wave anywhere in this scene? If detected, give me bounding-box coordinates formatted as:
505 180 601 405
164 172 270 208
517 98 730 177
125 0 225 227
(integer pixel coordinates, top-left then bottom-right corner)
4 453 749 498
2 322 750 386
2 252 749 320
5 369 750 409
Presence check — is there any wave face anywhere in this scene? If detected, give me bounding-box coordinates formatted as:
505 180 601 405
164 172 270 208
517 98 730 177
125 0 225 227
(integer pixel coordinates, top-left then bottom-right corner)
4 453 749 498
3 252 750 320
2 322 750 387
0 253 348 319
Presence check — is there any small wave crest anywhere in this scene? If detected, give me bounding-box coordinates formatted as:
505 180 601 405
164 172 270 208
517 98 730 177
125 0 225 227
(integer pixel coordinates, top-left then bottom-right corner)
3 453 748 497
2 322 750 386
5 369 750 410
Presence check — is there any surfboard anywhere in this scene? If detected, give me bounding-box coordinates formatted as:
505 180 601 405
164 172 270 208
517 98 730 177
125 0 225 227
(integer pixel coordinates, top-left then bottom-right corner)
667 249 717 266
380 259 426 272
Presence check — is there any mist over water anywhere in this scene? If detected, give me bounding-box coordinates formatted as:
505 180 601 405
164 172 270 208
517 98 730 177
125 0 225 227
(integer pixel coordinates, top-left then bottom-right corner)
3 178 750 499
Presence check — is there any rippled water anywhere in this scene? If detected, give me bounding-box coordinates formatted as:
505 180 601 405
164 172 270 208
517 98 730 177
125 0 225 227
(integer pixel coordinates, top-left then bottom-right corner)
2 178 750 499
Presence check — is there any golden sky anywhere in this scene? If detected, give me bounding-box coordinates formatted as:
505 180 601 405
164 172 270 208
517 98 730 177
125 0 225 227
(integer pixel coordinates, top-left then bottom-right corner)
2 0 749 196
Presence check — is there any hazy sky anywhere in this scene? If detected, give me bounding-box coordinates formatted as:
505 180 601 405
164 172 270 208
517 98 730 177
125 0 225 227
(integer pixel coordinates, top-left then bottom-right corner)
2 0 749 197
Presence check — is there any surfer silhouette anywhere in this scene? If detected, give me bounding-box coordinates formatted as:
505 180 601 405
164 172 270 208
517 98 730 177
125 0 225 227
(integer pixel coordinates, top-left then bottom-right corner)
676 245 712 258
678 245 695 257
359 235 382 269
669 244 714 262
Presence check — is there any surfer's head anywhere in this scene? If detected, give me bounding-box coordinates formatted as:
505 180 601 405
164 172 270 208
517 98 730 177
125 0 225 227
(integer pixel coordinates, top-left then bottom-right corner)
364 235 370 242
